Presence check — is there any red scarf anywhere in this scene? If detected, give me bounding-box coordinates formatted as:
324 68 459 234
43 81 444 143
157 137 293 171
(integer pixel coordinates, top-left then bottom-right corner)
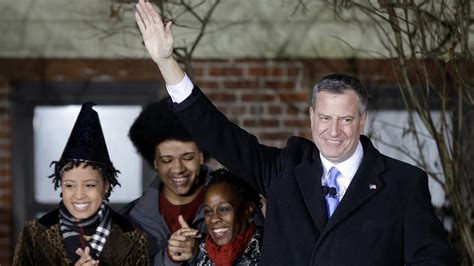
205 223 256 266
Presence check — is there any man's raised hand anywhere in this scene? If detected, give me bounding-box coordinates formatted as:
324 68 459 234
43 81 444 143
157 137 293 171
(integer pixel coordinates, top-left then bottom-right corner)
135 0 174 64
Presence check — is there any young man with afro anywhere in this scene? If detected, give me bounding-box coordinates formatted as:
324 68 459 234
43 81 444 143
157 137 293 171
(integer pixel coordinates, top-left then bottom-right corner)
122 98 210 265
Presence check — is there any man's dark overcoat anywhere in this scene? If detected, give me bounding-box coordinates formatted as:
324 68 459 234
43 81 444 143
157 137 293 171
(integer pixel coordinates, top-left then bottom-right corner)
170 87 455 265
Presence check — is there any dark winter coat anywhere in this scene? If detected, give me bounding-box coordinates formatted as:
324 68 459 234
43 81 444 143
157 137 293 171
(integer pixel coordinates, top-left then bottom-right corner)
13 209 149 265
170 87 456 266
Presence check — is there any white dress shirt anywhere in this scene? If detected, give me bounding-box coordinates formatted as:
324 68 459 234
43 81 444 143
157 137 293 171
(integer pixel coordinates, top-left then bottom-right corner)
320 142 364 200
167 73 194 103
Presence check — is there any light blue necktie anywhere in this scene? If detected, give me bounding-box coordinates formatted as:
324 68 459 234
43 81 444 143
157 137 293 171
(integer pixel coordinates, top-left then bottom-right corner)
325 167 341 218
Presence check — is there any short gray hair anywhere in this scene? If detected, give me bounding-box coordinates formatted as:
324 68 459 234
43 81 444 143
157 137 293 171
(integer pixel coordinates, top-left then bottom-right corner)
311 74 368 113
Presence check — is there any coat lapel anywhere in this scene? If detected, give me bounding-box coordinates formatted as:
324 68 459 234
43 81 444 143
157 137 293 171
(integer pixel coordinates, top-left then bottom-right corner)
100 224 135 264
36 211 71 264
295 150 327 232
321 137 385 235
37 224 71 265
130 177 170 235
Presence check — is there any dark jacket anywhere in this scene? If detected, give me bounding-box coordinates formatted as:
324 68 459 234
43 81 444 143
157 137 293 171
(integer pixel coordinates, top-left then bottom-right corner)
170 87 456 266
13 209 149 266
121 174 208 266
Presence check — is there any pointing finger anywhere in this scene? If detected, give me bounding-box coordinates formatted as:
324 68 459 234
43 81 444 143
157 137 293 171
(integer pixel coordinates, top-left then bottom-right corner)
178 215 190 229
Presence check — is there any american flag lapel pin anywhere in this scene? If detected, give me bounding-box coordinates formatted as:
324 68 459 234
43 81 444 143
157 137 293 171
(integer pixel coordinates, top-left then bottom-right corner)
369 184 377 190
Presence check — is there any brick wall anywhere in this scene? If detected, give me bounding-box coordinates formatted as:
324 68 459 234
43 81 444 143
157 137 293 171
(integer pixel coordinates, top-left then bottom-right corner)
0 58 397 264
192 60 312 148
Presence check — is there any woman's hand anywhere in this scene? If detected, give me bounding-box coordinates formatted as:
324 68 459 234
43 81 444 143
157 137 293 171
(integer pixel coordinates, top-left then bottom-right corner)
74 246 99 265
167 215 201 261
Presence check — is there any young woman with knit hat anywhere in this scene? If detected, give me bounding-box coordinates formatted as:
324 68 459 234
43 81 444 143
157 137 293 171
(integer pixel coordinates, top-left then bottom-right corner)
13 102 149 265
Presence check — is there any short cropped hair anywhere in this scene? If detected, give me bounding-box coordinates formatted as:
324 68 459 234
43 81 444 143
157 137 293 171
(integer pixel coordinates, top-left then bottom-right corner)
207 168 261 211
311 74 368 113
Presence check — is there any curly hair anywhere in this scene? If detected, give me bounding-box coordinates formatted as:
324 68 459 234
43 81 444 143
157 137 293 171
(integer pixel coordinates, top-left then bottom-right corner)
128 97 198 168
207 168 262 211
49 159 120 200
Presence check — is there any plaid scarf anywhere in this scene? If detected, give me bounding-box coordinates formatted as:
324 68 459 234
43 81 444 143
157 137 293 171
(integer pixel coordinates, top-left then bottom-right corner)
59 200 111 262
